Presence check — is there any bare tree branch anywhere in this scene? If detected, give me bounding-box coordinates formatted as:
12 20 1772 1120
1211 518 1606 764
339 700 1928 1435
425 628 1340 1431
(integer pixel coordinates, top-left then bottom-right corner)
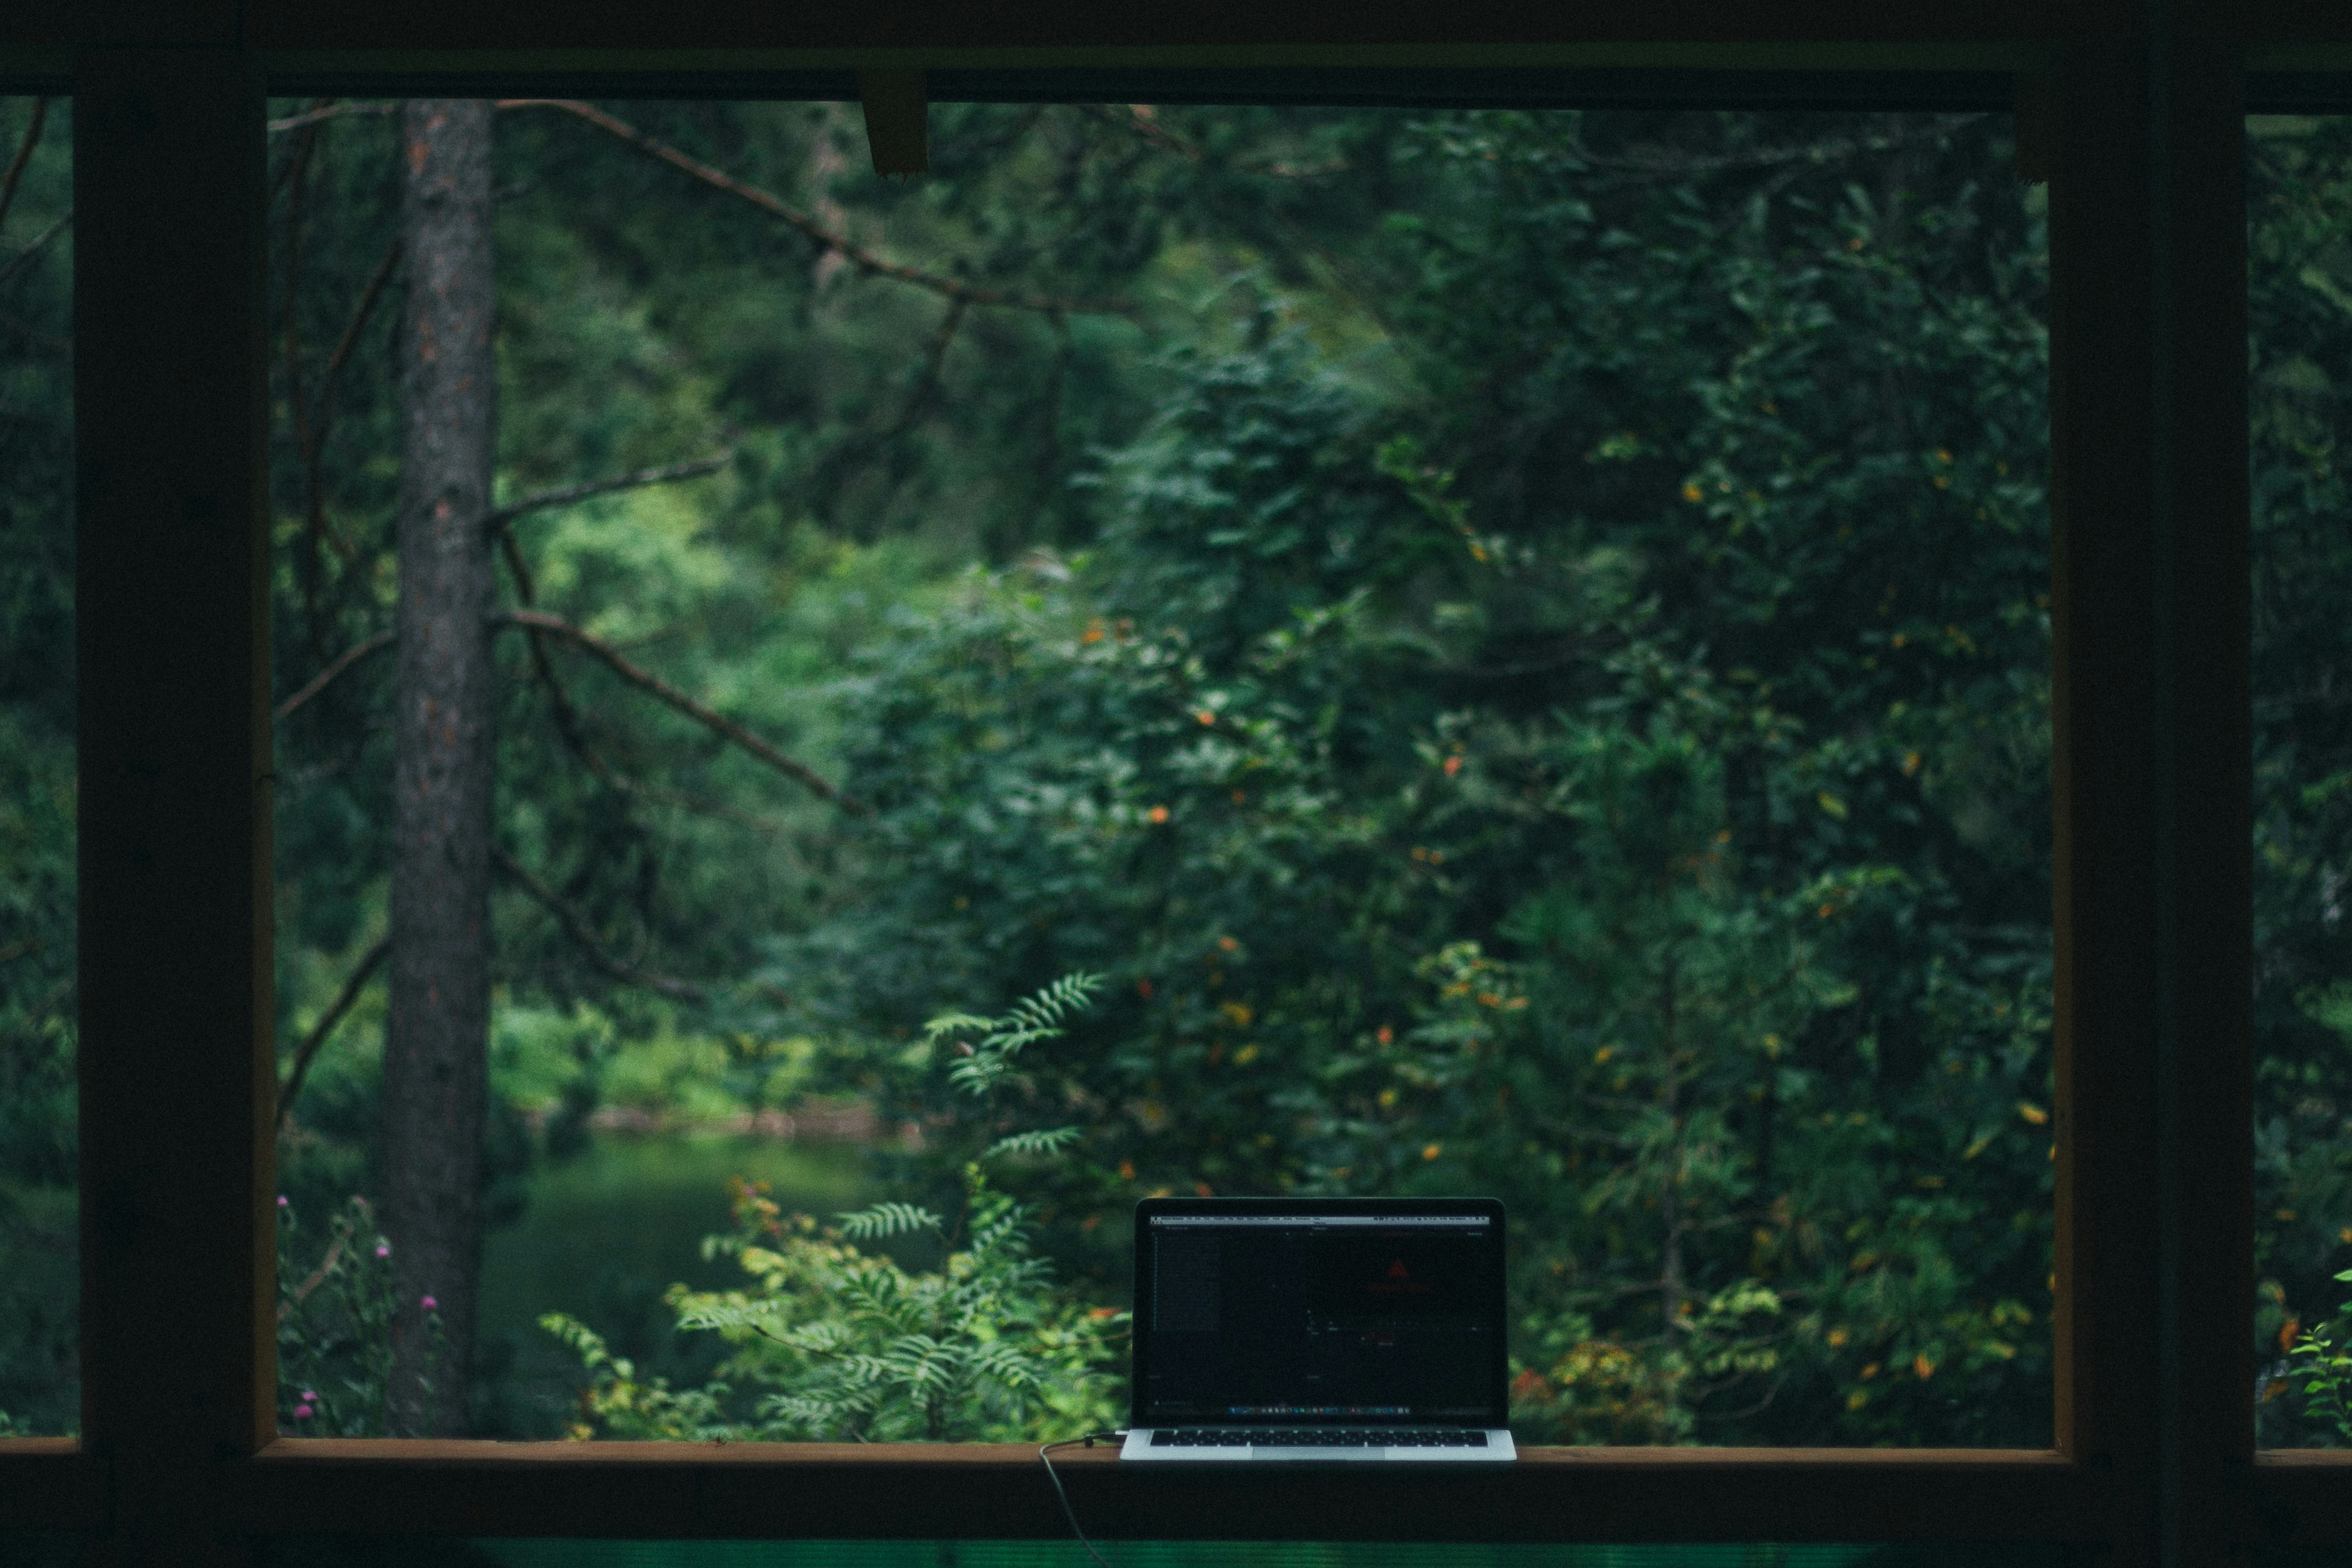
883 298 967 440
1077 103 1201 161
492 609 863 812
497 529 791 842
325 237 403 388
494 531 621 788
275 629 395 723
282 110 334 663
0 307 65 355
277 936 389 1127
283 563 822 836
280 1233 347 1320
1075 104 1348 178
0 208 70 286
618 775 796 840
269 101 397 134
499 98 1133 318
1575 113 1989 178
493 847 708 1003
1033 309 1074 491
292 234 403 576
815 300 968 490
0 98 47 238
486 452 732 533
490 539 796 843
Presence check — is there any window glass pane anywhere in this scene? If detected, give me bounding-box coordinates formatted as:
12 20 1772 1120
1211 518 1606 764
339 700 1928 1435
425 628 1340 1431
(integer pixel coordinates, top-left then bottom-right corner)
2251 112 2352 1446
0 94 76 1439
271 99 2050 1445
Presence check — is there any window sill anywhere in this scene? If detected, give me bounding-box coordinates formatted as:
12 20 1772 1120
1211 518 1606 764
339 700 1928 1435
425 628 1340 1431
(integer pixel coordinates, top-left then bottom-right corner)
0 1438 103 1531
222 1439 2096 1541
2251 1450 2352 1545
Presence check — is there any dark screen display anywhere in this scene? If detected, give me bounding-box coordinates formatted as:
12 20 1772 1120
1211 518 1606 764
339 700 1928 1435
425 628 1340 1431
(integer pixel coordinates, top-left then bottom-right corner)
1135 1207 1503 1425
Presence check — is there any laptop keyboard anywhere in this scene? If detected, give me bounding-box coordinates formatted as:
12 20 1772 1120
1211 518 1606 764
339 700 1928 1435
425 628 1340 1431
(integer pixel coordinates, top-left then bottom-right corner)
1151 1428 1488 1448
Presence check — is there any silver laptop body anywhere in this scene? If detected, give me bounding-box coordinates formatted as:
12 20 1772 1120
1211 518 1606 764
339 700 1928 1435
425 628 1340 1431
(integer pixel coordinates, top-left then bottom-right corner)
1120 1197 1516 1463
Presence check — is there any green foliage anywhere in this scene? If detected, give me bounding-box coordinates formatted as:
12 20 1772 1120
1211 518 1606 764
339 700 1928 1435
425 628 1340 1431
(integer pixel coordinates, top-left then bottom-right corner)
0 96 2088 1445
0 95 76 1437
276 1196 407 1436
2245 116 2352 1444
77 98 2343 1446
30 94 2352 1451
1 78 2290 1449
547 978 1123 1442
777 123 2060 1435
2290 1269 2352 1445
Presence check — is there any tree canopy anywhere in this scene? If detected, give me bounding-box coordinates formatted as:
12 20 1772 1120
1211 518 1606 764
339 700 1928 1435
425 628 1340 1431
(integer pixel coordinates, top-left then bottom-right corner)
2 96 2350 1446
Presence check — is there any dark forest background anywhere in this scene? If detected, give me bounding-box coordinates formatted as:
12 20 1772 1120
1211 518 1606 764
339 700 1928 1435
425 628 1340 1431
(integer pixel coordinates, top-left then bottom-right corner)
4 96 2352 1446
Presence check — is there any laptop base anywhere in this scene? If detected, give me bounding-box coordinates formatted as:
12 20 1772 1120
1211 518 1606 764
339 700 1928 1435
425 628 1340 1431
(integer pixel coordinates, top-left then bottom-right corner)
1120 1427 1517 1462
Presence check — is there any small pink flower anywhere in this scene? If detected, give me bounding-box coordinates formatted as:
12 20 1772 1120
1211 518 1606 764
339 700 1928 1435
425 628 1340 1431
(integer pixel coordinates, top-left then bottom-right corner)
292 1403 313 1420
374 1244 390 1257
420 1294 438 1311
301 1390 317 1402
276 1196 289 1207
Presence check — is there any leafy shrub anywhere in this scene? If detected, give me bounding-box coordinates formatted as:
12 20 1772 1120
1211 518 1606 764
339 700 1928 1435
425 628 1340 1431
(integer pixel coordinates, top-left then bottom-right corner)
783 313 2055 1442
276 1195 445 1436
2288 1269 2352 1445
545 977 1125 1441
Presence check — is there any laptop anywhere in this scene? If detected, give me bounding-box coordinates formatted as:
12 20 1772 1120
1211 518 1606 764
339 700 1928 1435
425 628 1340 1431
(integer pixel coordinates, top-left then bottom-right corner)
1120 1196 1517 1462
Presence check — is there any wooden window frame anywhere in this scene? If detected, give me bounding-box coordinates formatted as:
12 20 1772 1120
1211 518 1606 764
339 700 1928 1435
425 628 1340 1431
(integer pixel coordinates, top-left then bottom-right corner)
0 0 2330 1560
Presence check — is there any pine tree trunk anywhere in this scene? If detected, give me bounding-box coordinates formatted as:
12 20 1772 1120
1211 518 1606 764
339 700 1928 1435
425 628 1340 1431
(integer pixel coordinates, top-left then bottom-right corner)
382 98 497 1437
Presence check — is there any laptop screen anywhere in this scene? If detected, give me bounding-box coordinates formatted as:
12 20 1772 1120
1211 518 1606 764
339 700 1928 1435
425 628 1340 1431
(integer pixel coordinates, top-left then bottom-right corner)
1130 1198 1507 1428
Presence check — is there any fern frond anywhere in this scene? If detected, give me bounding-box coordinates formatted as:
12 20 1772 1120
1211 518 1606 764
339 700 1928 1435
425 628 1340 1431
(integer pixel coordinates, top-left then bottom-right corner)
1005 972 1103 1033
947 1054 1015 1093
835 1201 943 1241
838 1287 912 1330
931 975 1109 1113
966 1340 1046 1388
675 1300 784 1335
538 1313 613 1368
963 1212 1030 1261
961 1190 1035 1252
759 1391 870 1427
984 1126 1081 1161
846 1339 955 1389
774 1320 858 1355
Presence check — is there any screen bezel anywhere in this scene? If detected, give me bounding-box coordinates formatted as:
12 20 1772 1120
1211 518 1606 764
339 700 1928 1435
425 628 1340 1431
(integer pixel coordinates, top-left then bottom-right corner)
1129 1195 1510 1429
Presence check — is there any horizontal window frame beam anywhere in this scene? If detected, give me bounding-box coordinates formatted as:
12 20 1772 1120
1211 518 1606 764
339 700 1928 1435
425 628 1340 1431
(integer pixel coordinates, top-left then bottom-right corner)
2252 1453 2352 1546
12 1442 2352 1546
0 1441 106 1532
0 5 2346 56
0 5 2158 56
255 60 2037 109
221 1441 2101 1543
5 61 2350 112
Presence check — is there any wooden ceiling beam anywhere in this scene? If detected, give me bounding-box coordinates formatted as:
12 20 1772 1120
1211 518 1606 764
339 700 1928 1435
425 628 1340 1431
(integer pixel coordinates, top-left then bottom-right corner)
0 0 2160 57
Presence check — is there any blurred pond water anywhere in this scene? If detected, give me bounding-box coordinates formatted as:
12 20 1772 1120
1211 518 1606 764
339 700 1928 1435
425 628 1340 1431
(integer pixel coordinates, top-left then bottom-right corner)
478 1132 871 1437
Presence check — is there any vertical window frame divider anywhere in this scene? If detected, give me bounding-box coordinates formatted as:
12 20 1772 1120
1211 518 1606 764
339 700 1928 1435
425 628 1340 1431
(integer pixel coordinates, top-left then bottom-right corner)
0 2 2309 1559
